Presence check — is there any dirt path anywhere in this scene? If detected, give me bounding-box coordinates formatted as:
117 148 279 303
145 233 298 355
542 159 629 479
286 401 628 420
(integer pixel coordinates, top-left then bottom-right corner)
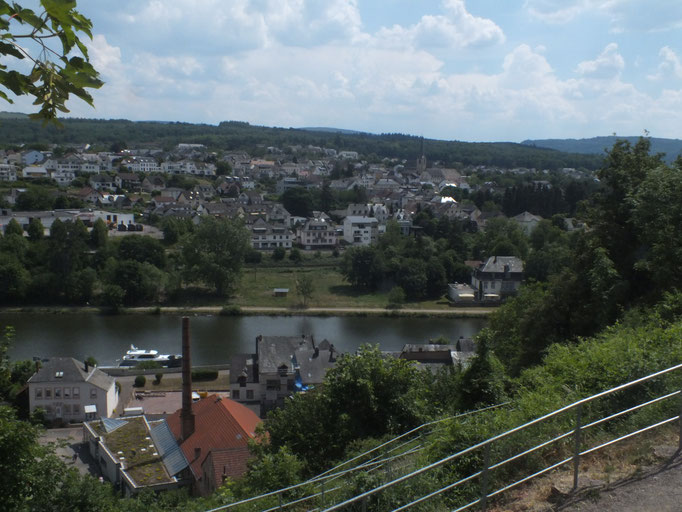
559 450 682 512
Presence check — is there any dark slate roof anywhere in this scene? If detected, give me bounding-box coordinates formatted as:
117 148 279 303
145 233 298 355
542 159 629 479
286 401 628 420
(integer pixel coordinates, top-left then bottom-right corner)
294 347 337 385
27 357 114 390
257 335 313 374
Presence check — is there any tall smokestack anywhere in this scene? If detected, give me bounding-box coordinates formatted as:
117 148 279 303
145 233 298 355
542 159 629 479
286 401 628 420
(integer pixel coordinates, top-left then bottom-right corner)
181 316 195 440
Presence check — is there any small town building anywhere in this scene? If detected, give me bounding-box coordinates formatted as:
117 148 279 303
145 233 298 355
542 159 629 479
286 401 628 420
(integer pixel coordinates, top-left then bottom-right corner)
28 357 119 423
471 256 524 301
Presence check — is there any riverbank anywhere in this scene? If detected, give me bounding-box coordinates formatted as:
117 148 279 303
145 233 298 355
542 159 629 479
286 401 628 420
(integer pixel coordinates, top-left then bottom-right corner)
0 305 494 318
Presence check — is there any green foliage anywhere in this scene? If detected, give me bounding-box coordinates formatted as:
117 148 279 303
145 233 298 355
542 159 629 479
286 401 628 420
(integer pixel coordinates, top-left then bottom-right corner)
387 286 406 308
26 217 44 241
154 372 163 384
271 246 286 261
295 272 314 307
136 361 161 370
289 247 302 263
117 235 166 268
4 218 22 236
182 217 250 296
191 369 218 381
0 1 103 122
84 355 97 367
134 375 146 387
265 345 429 472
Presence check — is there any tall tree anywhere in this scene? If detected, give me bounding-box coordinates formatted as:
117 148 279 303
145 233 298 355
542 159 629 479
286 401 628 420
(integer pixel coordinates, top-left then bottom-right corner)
182 217 250 296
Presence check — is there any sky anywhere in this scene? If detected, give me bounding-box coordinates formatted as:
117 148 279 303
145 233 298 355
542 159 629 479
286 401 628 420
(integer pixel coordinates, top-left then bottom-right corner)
7 0 682 142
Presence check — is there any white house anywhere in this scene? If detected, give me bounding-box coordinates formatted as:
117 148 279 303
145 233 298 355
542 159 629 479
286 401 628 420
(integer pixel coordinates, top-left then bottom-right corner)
28 357 119 423
249 218 293 250
298 215 338 250
471 256 524 301
343 216 379 246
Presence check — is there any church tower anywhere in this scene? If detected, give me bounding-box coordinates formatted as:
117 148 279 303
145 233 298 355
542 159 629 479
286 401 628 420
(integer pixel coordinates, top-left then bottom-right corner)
416 136 427 173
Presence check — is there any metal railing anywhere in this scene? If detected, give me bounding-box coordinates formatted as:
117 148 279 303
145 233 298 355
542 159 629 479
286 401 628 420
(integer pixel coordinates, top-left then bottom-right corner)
320 361 682 511
204 404 509 512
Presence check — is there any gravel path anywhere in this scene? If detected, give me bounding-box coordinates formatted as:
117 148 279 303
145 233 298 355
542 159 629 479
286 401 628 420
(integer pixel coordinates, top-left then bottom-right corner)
560 451 682 511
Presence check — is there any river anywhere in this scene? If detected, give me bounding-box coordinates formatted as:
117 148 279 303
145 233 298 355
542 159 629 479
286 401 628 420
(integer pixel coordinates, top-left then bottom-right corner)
1 313 487 366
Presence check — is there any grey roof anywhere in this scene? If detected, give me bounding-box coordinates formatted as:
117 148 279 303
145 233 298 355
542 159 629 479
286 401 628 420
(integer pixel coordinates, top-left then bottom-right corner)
479 256 524 274
28 357 115 390
295 346 337 385
229 354 257 384
150 420 189 477
257 336 313 374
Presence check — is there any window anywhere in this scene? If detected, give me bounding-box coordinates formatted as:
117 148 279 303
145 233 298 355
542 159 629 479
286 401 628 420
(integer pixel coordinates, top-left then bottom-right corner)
72 404 79 414
246 390 254 400
73 387 80 398
55 388 61 398
232 390 240 400
266 379 280 391
45 388 52 399
90 388 97 399
64 387 70 399
63 404 70 414
35 388 42 399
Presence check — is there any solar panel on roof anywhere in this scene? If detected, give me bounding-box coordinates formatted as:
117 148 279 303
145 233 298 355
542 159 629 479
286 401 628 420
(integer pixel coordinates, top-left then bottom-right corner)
150 420 189 477
101 417 128 434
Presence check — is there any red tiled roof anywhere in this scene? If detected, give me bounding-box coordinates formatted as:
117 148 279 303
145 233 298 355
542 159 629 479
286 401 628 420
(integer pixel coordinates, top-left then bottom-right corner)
166 395 261 482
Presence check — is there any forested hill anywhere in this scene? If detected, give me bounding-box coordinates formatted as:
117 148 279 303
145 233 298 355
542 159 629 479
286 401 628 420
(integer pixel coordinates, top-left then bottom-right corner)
0 115 603 170
522 136 682 163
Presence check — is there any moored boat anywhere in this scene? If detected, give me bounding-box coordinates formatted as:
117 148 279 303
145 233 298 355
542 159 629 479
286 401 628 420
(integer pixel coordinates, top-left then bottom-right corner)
119 345 182 367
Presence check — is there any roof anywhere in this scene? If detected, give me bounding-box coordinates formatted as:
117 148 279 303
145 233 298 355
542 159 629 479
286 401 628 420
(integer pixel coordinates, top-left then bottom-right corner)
28 357 114 390
150 420 190 477
257 335 314 374
166 395 261 480
512 211 542 222
479 256 524 274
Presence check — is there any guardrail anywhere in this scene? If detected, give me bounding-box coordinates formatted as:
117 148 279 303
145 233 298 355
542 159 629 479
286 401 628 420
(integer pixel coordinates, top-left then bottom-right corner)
204 404 509 512
321 361 682 511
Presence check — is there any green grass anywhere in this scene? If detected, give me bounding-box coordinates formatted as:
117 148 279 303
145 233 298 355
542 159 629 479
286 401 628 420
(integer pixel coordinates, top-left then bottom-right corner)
234 265 454 310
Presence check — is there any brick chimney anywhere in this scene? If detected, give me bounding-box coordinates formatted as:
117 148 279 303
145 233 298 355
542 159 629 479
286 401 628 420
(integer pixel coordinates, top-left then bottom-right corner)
181 316 195 441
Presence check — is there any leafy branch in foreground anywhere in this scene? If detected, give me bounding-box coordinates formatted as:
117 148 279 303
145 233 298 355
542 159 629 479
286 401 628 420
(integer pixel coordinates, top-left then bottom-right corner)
0 0 103 123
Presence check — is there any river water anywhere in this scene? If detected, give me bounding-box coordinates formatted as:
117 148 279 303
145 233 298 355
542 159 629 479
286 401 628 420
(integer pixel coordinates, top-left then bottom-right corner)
1 313 487 366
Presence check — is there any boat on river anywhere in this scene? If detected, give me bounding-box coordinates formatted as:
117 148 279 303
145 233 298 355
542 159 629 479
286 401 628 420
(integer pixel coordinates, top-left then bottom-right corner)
119 345 182 367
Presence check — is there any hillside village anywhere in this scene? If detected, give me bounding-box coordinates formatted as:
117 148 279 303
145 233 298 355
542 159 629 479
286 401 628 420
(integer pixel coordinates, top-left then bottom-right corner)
0 140 591 303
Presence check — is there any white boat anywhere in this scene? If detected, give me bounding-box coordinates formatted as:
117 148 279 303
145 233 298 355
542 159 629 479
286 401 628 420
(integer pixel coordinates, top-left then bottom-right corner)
119 345 182 367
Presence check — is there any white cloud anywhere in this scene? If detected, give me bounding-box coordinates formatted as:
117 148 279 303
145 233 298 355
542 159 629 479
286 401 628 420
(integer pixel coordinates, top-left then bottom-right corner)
648 46 682 81
375 0 504 50
525 0 682 32
576 43 625 79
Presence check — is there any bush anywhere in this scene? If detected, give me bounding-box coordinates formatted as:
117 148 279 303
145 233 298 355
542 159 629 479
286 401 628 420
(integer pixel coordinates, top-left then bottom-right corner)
220 305 242 316
245 250 263 263
154 373 163 384
192 369 218 381
134 375 146 387
387 286 406 308
289 248 302 263
272 247 286 261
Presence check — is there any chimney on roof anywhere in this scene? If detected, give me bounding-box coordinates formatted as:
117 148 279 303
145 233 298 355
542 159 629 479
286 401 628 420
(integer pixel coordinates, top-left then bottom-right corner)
181 317 195 441
84 360 89 372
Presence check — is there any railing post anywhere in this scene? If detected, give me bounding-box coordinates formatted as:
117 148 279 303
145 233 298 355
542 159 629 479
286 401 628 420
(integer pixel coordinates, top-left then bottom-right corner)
278 491 283 510
362 496 367 512
480 442 491 510
572 404 583 491
321 480 325 508
679 389 682 452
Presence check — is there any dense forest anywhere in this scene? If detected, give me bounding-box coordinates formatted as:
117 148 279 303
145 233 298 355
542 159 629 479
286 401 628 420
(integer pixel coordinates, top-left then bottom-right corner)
0 115 604 170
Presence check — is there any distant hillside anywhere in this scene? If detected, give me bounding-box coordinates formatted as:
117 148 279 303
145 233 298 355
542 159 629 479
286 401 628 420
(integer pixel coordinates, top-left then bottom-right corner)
0 115 604 170
0 111 29 119
299 127 364 135
522 136 682 163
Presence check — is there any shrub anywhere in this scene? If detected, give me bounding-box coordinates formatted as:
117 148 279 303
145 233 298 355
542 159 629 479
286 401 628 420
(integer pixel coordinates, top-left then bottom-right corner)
289 248 302 263
154 373 163 384
387 286 406 309
272 247 286 261
220 305 241 316
134 375 146 387
192 369 219 381
245 250 263 263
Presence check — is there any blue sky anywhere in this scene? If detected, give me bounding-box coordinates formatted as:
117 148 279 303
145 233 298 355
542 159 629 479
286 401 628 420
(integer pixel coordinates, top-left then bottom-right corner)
9 0 682 142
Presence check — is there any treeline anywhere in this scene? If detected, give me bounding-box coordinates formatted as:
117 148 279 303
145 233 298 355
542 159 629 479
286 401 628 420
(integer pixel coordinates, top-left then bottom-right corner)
0 216 249 308
0 117 604 170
